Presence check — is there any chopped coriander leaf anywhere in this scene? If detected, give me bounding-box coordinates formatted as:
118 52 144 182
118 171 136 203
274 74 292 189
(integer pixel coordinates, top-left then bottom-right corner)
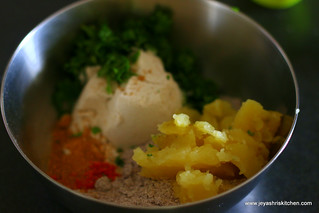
247 130 255 136
147 153 153 157
166 75 170 80
52 78 83 116
98 53 136 94
151 134 159 141
231 7 240 12
115 156 124 167
163 49 219 111
148 144 154 148
91 126 102 134
147 5 173 35
98 24 113 42
129 50 141 63
117 148 124 153
130 145 137 149
72 132 82 137
52 6 219 115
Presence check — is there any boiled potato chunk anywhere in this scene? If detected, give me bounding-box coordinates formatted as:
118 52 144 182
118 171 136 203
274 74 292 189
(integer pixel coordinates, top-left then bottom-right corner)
133 130 221 179
133 98 285 203
233 99 282 143
158 120 191 135
225 129 269 178
208 163 240 179
133 146 191 179
174 169 222 203
176 106 201 122
201 99 236 130
187 144 220 169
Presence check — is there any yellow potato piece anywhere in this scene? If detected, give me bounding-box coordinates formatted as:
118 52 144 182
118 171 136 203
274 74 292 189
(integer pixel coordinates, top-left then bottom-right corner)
225 131 268 178
174 169 222 203
176 106 201 122
187 144 220 169
201 99 236 130
173 113 191 127
158 120 191 135
133 146 191 179
132 98 285 203
233 99 282 143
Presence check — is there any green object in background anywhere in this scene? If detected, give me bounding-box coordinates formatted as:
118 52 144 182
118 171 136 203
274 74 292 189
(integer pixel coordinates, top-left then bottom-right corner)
252 0 302 9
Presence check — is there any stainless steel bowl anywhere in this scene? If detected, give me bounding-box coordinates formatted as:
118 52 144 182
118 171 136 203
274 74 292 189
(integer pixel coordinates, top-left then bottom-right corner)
1 0 299 212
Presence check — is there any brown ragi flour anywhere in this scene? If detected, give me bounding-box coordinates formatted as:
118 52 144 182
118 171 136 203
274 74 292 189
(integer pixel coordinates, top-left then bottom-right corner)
82 147 180 207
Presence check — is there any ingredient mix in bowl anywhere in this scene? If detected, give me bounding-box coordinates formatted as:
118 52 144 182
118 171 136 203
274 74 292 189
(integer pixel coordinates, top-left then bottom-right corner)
46 6 292 206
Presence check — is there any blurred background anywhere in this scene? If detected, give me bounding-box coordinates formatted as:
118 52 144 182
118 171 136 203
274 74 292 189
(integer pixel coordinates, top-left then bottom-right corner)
0 0 318 212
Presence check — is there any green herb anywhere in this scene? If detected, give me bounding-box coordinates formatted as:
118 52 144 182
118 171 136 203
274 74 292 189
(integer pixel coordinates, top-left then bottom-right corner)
151 134 159 141
115 156 124 167
97 53 135 93
148 144 154 148
231 7 240 12
247 130 255 136
117 148 124 153
164 49 219 111
166 75 170 80
52 5 219 114
52 78 82 116
72 132 82 137
129 50 141 63
147 153 153 157
91 126 102 134
130 145 137 149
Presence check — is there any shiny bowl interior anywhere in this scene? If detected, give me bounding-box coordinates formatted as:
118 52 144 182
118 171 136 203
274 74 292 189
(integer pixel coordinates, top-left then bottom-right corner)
1 0 299 212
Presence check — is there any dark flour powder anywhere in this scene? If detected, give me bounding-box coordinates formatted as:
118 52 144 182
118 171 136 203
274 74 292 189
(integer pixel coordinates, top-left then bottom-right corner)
82 147 180 207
